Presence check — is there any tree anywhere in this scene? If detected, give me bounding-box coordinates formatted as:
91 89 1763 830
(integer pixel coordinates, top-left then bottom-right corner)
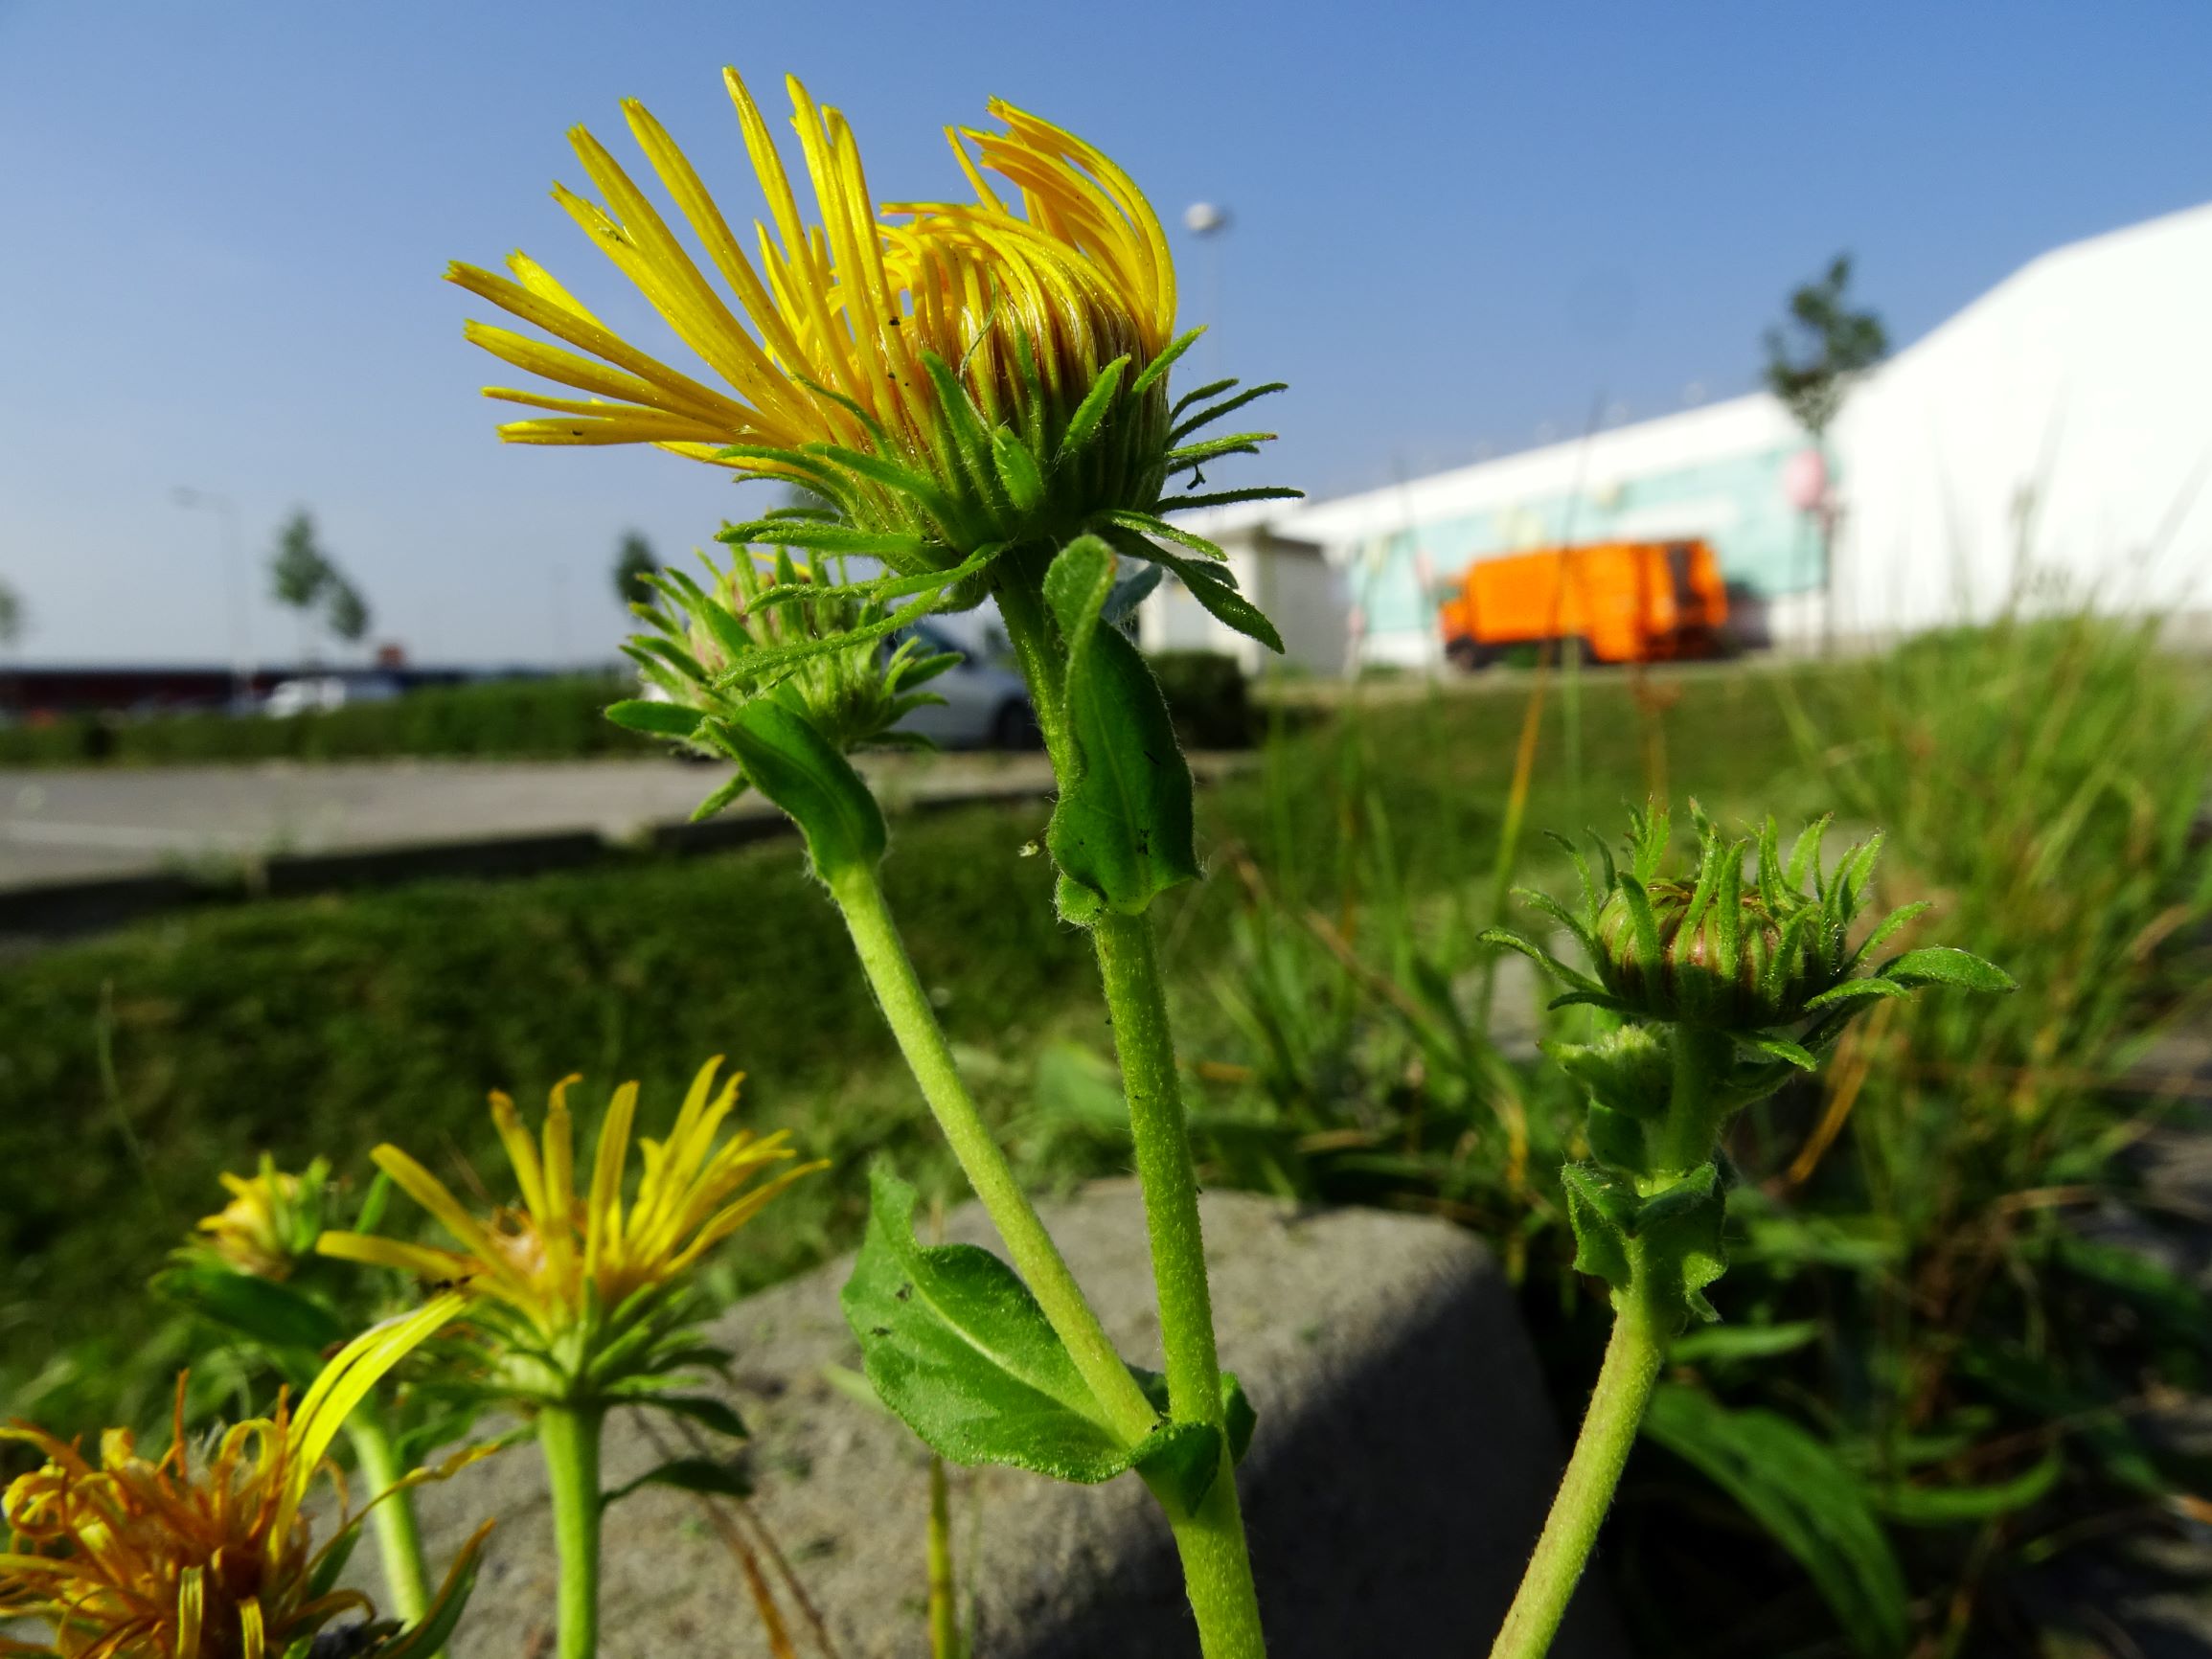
1764 254 1887 440
0 580 22 649
612 532 658 611
270 511 334 663
326 576 372 647
1764 255 1887 648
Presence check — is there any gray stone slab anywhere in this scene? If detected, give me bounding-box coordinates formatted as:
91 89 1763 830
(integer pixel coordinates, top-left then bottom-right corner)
391 1181 1629 1657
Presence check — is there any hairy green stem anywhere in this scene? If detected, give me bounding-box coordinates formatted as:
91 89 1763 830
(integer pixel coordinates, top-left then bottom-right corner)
344 1408 431 1628
1655 1026 1735 1177
1092 908 1267 1659
829 864 1157 1445
926 1456 961 1659
1494 1023 1725 1657
991 562 1072 771
537 1404 604 1659
1488 1300 1665 1659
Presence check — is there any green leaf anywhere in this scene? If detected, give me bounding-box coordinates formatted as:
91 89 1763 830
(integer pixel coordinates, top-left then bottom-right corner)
1585 1104 1653 1177
1670 1320 1822 1366
1801 977 1911 1011
1152 487 1306 513
1479 925 1604 995
1054 355 1129 461
687 771 751 823
150 1265 345 1355
1168 381 1288 445
1130 1365 1259 1467
1131 541 1286 655
1875 1447 2062 1526
602 1455 753 1510
1743 1034 1819 1070
1126 329 1198 398
992 427 1046 514
373 1523 492 1659
714 518 935 561
1634 1164 1730 1329
1042 536 1200 922
1560 1163 1635 1291
1100 510 1227 561
604 698 704 739
1644 1385 1909 1659
1164 432 1272 469
2049 1234 2212 1350
1128 1418 1224 1513
1877 947 2017 992
712 701 884 882
1551 1024 1673 1120
841 1166 1140 1483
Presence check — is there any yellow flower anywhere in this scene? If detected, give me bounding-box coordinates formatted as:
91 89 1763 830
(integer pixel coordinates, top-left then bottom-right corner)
0 1300 481 1659
190 1157 328 1283
315 1061 819 1398
447 65 1303 602
451 69 1169 469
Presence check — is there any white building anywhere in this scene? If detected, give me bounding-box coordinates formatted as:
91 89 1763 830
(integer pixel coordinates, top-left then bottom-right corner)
1150 201 2212 669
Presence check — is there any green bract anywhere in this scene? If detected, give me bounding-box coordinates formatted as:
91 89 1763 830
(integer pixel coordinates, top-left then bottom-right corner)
1488 804 2015 1338
613 543 960 763
1489 802 2015 1048
704 340 1299 677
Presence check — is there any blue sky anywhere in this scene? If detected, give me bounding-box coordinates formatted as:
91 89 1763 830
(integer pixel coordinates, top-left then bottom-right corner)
3 0 2206 665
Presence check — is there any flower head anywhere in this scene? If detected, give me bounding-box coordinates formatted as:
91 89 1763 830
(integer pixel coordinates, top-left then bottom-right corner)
187 1157 330 1284
316 1060 820 1404
614 543 965 767
452 68 1296 664
1490 803 2014 1048
0 1301 480 1659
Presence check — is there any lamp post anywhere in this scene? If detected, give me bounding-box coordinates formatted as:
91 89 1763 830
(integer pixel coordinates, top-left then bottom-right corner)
1183 201 1231 384
171 487 255 704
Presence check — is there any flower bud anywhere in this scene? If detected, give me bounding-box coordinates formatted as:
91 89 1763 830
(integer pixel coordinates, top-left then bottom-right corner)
1488 803 2010 1050
191 1155 329 1282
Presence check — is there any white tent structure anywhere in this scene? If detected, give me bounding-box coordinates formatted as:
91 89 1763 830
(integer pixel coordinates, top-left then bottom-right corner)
1152 202 2212 670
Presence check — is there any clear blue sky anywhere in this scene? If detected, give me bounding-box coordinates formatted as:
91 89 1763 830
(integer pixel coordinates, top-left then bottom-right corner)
3 0 2206 665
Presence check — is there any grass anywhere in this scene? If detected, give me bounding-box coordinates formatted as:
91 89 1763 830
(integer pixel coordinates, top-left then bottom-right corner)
0 666 1809 1432
9 630 2199 1655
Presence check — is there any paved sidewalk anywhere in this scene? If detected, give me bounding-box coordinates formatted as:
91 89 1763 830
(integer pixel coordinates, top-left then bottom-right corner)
0 752 1063 891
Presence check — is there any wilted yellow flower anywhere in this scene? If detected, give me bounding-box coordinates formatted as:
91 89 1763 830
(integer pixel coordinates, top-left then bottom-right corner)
0 1300 479 1659
316 1061 819 1398
190 1157 329 1283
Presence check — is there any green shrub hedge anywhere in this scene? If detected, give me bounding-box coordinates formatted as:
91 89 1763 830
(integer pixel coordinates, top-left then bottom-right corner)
2 658 1263 764
0 675 654 766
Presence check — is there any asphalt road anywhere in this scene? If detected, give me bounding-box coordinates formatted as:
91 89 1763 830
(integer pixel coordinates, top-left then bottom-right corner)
0 752 1062 891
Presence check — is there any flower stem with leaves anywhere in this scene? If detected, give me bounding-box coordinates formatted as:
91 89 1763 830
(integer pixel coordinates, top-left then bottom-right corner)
467 66 1296 1657
1482 806 2013 1658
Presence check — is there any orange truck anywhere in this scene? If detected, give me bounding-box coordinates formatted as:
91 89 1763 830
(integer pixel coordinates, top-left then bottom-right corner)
1437 539 1730 668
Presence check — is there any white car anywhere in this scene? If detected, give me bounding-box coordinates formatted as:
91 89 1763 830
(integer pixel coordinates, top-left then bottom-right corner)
891 622 1039 749
262 674 403 717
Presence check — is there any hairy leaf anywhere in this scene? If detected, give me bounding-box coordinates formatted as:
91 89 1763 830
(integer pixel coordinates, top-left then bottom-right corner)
604 698 704 739
712 701 884 882
1042 536 1199 921
842 1166 1137 1482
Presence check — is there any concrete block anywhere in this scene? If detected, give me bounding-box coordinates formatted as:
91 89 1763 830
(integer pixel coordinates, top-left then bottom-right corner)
394 1181 1630 1657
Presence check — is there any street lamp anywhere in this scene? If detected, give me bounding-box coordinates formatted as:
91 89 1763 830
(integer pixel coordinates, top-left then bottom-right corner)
1182 201 1232 382
171 486 255 704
